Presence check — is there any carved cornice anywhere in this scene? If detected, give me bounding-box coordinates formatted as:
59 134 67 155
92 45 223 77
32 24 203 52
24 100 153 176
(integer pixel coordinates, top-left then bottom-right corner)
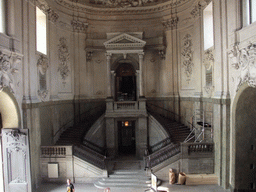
55 0 190 15
229 43 256 91
71 20 88 33
181 34 193 80
162 17 179 30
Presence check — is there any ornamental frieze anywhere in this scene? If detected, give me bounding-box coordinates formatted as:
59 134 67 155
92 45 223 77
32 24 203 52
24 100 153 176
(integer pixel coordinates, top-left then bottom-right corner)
229 43 256 91
181 34 193 80
55 0 190 14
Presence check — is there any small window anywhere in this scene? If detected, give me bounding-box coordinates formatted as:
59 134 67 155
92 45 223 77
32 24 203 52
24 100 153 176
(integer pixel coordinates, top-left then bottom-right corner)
249 0 256 24
243 0 256 25
0 0 5 34
203 2 214 50
36 7 47 55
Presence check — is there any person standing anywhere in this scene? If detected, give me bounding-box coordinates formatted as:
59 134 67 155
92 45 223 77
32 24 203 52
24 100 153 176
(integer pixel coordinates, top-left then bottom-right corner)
67 179 75 192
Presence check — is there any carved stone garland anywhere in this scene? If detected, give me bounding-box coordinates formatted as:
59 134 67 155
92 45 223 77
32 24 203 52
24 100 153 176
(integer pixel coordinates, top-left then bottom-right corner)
58 37 70 82
181 34 193 80
162 17 179 30
203 48 214 95
37 54 49 101
229 43 256 91
36 0 59 23
0 51 20 93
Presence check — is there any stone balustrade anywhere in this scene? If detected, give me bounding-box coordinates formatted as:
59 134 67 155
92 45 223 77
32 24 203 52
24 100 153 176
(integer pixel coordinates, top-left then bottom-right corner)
41 146 72 157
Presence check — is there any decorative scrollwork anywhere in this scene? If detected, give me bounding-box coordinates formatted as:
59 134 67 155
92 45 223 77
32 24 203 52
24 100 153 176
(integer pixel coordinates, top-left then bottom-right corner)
58 37 70 81
229 43 256 91
181 34 193 79
162 17 179 30
0 51 19 93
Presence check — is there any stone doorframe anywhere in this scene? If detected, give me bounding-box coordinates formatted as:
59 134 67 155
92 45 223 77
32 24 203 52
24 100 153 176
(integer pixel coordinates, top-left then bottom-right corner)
103 32 146 98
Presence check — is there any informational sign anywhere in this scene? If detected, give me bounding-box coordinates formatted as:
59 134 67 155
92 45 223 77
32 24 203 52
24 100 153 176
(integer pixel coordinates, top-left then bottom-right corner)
151 173 157 192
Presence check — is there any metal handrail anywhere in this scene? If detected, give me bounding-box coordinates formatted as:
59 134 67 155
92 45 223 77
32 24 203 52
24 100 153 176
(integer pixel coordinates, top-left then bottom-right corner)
146 102 197 142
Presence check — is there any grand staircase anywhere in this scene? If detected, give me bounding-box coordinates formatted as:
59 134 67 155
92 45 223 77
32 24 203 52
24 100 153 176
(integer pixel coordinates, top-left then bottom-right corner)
148 111 192 144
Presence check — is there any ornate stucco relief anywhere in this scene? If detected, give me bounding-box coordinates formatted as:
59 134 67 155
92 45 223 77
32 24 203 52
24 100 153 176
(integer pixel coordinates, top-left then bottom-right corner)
203 48 214 95
162 17 179 30
58 37 70 81
55 0 190 14
190 2 201 18
229 43 256 91
0 51 20 93
71 20 88 33
181 34 193 81
36 0 59 22
37 53 49 101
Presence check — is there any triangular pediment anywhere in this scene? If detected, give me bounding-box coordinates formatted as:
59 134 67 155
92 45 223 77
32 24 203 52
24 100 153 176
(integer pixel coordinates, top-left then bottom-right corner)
104 33 146 49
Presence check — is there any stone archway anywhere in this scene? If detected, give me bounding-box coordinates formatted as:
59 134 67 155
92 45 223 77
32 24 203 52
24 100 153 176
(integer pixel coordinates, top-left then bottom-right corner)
233 86 256 190
0 88 20 128
0 87 21 192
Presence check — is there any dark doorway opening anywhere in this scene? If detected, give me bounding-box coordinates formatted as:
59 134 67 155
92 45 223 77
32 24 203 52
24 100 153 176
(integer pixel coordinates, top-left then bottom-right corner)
115 63 136 101
118 121 136 155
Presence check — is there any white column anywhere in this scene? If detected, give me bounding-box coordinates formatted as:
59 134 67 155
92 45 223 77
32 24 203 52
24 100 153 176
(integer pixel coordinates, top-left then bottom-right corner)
106 53 112 97
139 52 144 97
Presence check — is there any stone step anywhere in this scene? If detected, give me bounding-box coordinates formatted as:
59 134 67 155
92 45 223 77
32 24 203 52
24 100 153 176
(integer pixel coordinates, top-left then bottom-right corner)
94 169 152 189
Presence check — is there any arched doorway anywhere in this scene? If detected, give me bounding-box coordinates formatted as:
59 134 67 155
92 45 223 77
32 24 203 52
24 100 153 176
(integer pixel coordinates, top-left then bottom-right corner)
234 87 256 190
115 63 136 101
0 88 20 192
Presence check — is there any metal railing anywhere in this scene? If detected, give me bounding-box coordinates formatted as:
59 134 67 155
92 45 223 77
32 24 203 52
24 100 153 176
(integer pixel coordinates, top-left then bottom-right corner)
83 139 106 155
145 143 180 169
41 145 106 170
148 137 172 154
73 145 106 169
146 102 197 143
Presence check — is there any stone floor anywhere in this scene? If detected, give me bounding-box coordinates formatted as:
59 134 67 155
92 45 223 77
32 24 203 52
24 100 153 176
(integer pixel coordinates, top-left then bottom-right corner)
35 182 229 192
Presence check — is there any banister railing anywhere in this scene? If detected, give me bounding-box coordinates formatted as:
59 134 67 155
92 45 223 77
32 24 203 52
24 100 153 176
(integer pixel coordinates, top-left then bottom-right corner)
73 145 106 169
40 145 106 170
145 143 180 169
148 137 172 154
145 142 214 169
83 139 106 155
